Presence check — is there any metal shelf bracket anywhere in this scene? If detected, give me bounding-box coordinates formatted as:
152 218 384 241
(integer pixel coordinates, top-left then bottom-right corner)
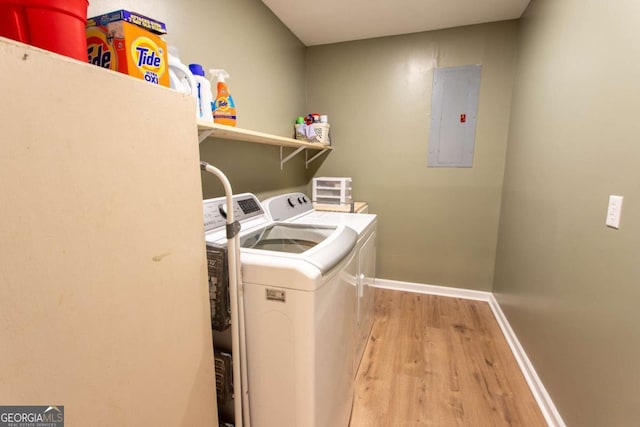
305 149 328 168
198 128 215 143
279 146 329 170
280 146 306 170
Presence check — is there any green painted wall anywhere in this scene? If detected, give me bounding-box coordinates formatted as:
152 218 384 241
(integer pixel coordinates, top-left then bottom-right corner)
85 1 640 422
493 0 640 425
306 22 519 290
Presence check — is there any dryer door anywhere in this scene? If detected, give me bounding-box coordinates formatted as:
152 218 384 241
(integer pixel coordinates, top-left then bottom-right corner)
355 230 376 374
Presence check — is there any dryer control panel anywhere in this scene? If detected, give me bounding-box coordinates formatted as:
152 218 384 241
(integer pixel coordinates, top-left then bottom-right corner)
261 192 313 221
203 193 266 233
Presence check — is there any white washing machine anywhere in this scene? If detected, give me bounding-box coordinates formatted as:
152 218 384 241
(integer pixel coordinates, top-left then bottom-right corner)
261 193 377 375
203 193 357 427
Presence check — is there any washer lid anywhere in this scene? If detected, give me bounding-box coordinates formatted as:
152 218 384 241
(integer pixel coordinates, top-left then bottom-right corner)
240 223 357 275
291 211 376 237
240 223 334 253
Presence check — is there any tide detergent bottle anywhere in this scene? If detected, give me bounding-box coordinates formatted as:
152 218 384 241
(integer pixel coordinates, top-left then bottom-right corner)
189 63 214 122
209 69 237 126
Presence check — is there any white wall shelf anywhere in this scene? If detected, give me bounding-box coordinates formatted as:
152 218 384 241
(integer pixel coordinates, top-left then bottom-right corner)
197 120 331 169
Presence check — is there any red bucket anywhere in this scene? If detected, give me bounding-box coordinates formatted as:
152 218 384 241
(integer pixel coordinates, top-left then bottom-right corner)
0 0 89 61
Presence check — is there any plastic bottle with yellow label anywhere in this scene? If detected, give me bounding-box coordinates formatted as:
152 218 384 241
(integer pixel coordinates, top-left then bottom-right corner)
209 69 237 126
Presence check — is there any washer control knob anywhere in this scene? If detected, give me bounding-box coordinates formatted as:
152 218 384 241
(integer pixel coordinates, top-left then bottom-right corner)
287 198 295 208
302 196 308 203
298 197 303 204
218 204 227 219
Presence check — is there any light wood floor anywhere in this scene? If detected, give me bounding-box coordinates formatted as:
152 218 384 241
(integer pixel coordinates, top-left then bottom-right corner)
350 289 546 427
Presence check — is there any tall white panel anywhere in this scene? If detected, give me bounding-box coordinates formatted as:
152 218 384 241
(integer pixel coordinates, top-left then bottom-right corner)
0 38 216 426
428 65 482 168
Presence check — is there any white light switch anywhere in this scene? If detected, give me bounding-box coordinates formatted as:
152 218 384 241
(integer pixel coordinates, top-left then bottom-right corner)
606 195 623 229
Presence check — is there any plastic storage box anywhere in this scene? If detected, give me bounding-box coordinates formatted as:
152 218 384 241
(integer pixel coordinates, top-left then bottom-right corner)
312 177 352 205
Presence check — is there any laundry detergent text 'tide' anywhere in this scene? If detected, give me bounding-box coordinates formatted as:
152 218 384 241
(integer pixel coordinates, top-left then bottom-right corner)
86 10 169 87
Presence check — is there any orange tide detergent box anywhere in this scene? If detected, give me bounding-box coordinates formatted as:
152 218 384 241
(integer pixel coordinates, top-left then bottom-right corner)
86 10 169 87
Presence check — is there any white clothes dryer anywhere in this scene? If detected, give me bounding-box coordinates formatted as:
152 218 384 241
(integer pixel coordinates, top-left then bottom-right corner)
204 193 357 427
261 193 377 375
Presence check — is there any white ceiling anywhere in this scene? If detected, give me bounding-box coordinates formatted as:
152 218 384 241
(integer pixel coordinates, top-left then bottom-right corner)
261 0 530 46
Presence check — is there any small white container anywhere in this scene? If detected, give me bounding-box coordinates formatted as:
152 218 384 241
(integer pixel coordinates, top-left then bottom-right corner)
188 63 213 122
312 177 352 205
168 49 198 118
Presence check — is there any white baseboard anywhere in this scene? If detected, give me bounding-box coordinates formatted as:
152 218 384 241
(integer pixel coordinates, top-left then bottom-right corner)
488 295 565 427
373 278 565 427
374 278 492 301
